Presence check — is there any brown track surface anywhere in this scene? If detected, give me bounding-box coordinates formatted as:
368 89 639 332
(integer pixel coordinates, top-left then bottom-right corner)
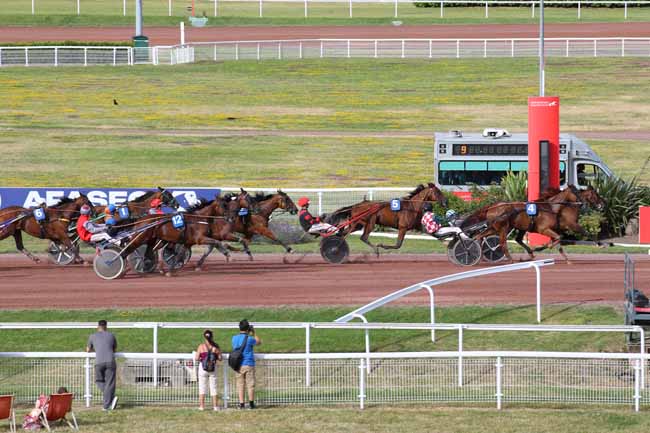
1 253 648 310
2 23 650 45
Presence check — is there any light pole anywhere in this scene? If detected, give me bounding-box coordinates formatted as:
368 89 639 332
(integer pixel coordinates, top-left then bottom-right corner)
539 0 545 96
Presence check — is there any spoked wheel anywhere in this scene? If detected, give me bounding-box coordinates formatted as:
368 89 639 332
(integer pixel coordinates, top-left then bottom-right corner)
127 245 159 274
93 248 126 280
320 236 350 264
47 241 78 266
481 235 506 263
162 244 192 270
449 238 482 266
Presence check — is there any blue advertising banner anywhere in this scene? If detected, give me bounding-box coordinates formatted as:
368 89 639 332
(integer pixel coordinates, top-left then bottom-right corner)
0 187 222 210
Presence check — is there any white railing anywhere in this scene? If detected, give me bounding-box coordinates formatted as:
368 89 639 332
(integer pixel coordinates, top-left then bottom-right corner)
0 46 135 68
1 351 649 410
20 0 650 19
156 38 650 64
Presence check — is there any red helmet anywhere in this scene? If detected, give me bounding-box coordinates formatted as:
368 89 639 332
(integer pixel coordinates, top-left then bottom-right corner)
150 198 163 208
297 197 310 207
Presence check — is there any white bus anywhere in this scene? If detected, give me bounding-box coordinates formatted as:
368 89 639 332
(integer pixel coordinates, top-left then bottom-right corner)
434 129 613 199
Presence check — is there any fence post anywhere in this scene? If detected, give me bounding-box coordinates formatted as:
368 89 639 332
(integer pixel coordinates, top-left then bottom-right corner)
458 325 464 387
123 0 126 16
374 40 378 58
594 39 597 57
485 1 488 18
495 356 503 410
401 40 405 58
566 39 569 57
511 39 514 57
578 1 581 19
235 43 239 60
531 2 534 18
624 1 628 19
25 47 28 67
634 358 641 412
349 0 352 17
358 359 366 410
456 39 460 58
113 47 117 66
534 263 542 323
305 324 311 387
429 39 433 58
347 40 351 58
304 0 308 17
394 0 398 18
320 40 323 58
256 43 260 60
483 39 487 58
622 39 625 57
440 0 444 18
84 47 87 66
259 0 263 17
214 44 218 61
153 325 159 387
222 358 229 409
77 0 80 15
54 47 58 67
214 0 218 16
169 0 172 17
299 41 303 59
32 0 35 14
317 191 323 215
84 356 92 408
0 48 2 67
278 42 282 60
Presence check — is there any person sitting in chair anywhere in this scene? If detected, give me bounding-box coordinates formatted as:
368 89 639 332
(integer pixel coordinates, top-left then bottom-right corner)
297 197 337 235
76 204 116 244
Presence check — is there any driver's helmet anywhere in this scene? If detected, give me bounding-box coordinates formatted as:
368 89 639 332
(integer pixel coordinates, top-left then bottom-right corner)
80 205 91 215
422 202 433 213
107 204 117 213
297 197 310 207
445 209 457 221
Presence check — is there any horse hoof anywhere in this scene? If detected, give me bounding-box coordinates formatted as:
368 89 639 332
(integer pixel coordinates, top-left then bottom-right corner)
165 272 173 278
287 248 294 254
194 266 202 272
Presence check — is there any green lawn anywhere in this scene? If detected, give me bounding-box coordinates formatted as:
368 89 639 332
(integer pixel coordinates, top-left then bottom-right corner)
2 1 649 26
10 406 649 433
0 304 629 354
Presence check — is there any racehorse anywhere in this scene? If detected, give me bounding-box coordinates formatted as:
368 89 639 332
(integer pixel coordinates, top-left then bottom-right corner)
109 187 179 221
114 190 252 275
327 183 448 255
0 194 93 263
195 190 299 267
472 185 606 263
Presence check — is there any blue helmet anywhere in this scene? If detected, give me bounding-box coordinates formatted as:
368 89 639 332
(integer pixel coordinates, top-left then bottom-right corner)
105 218 117 226
107 204 117 213
445 209 457 220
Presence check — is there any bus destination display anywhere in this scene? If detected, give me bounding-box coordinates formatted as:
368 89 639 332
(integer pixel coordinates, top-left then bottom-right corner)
452 143 528 156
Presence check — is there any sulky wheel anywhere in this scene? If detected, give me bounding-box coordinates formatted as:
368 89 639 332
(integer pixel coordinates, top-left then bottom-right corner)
93 248 126 280
162 244 192 270
47 241 78 266
447 239 461 265
320 236 350 264
127 245 159 274
481 235 506 263
450 238 482 267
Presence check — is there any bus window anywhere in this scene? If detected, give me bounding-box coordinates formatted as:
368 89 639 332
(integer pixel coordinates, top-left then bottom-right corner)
510 161 527 172
576 163 605 187
560 161 566 185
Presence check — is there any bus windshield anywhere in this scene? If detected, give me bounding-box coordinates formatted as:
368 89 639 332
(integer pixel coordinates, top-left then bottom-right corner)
438 160 566 186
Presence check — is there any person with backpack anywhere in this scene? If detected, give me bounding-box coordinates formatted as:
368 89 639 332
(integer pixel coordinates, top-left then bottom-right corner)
195 329 222 411
231 319 261 409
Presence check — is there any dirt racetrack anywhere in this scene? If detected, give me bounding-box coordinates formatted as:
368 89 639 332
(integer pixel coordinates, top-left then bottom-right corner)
0 253 647 310
2 23 650 45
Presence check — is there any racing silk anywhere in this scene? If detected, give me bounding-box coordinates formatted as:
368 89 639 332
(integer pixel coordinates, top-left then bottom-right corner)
421 212 441 234
148 208 164 215
76 215 92 242
298 208 320 232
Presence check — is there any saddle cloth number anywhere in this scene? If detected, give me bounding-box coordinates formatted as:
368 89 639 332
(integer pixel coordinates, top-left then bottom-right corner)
172 214 185 229
33 208 46 222
238 208 249 216
390 199 401 211
526 203 538 216
118 207 130 219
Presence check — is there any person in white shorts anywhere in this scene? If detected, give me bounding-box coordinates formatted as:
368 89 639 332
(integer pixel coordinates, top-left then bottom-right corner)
195 330 222 411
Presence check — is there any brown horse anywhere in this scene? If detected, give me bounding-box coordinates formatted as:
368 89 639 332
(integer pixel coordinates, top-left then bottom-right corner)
0 194 93 263
195 190 299 267
473 186 606 263
328 183 448 255
107 187 179 221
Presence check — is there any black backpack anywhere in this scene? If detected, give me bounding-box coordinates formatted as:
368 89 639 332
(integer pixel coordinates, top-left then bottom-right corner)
201 346 219 373
228 335 249 372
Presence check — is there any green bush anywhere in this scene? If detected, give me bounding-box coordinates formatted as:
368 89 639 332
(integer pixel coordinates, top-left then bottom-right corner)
577 211 605 239
593 176 650 236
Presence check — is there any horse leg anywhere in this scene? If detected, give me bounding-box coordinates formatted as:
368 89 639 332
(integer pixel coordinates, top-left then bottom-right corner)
14 231 40 263
195 244 215 270
515 230 535 260
247 225 291 254
359 218 380 257
377 227 407 251
539 229 569 264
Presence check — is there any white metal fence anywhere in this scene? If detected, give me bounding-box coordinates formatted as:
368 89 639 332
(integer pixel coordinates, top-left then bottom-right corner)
16 0 650 19
0 46 135 67
1 351 649 410
158 38 650 64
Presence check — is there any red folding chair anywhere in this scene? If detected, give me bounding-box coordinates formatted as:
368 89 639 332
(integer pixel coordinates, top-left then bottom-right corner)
0 395 16 433
39 393 78 431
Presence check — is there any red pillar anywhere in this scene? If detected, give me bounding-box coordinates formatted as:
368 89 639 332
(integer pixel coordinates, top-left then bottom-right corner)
528 96 560 245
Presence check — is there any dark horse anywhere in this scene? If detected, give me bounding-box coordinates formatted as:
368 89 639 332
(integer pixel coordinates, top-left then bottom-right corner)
195 189 299 267
471 185 606 263
108 187 179 221
327 183 448 255
0 194 93 263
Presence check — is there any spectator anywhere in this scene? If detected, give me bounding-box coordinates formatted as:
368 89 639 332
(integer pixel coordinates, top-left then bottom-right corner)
86 320 118 411
231 319 261 409
22 387 69 430
195 329 222 411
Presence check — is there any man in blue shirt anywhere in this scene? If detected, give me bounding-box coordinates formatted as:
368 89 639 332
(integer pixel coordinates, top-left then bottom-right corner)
232 319 261 409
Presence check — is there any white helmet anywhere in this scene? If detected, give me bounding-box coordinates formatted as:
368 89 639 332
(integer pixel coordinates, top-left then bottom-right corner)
445 209 457 220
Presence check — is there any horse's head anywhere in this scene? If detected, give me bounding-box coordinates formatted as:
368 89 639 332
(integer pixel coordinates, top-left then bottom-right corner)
277 190 298 215
579 185 606 212
426 183 448 208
